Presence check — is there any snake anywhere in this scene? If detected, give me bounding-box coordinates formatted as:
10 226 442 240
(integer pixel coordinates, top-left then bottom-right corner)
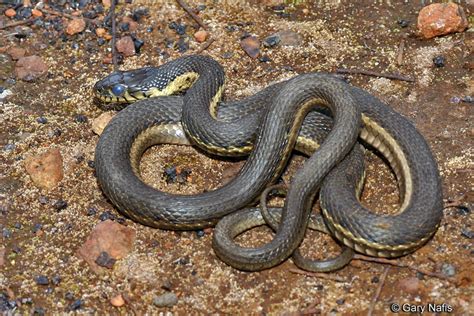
93 55 443 271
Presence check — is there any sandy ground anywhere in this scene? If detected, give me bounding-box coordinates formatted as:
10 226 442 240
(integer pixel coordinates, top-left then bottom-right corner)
0 0 473 314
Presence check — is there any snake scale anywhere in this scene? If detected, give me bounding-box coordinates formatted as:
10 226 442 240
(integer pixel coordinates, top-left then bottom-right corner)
93 55 443 271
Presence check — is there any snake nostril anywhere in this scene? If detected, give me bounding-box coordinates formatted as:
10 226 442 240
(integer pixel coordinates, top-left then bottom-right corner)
111 84 126 96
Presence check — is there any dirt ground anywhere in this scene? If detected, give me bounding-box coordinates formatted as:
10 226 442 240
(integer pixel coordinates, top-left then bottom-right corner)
0 0 473 314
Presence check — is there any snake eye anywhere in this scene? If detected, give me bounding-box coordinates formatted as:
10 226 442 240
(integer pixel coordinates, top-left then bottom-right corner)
111 84 126 96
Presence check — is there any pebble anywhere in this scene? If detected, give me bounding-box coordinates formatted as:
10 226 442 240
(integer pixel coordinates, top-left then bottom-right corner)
99 211 115 221
76 220 136 273
86 207 98 216
441 263 456 277
68 299 83 311
95 251 116 269
417 3 468 39
240 36 260 59
396 277 421 295
2 228 11 238
461 229 473 239
35 275 49 286
122 16 138 32
153 292 178 307
259 55 271 63
74 114 88 123
25 148 64 190
36 117 48 124
53 199 68 211
263 34 280 48
196 230 205 238
15 55 48 81
274 30 303 46
66 18 86 36
5 8 16 18
133 38 145 53
397 19 409 28
32 223 43 234
51 275 61 285
7 47 26 60
92 112 114 135
116 36 135 57
110 294 125 307
433 55 446 67
194 30 208 43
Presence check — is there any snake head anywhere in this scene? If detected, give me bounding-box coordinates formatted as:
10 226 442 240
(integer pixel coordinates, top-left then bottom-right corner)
94 66 198 104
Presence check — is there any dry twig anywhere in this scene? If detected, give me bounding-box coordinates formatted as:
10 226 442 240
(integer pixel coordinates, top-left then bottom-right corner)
353 254 455 282
289 268 347 282
367 266 390 316
396 36 406 66
0 18 34 30
110 0 118 70
336 68 414 82
176 0 208 30
195 37 215 53
39 7 78 20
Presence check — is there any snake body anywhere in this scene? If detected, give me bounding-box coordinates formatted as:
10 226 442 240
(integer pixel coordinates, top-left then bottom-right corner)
94 55 443 271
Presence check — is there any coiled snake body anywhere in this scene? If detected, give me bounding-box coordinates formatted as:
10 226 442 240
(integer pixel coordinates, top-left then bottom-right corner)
94 55 443 271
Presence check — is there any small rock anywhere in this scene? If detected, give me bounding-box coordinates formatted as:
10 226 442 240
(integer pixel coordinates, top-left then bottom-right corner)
417 3 468 39
51 275 61 285
397 277 421 295
53 199 68 211
441 263 456 277
76 220 136 273
36 117 48 124
74 114 88 123
66 18 86 35
92 112 115 135
0 248 5 267
25 148 63 190
275 30 303 46
68 299 83 311
5 8 16 18
194 30 208 43
110 294 125 307
433 55 446 67
240 36 260 59
397 19 410 28
15 55 48 81
122 16 139 32
35 275 49 286
7 47 26 60
95 251 116 269
263 34 280 48
153 292 178 307
95 28 108 38
31 9 42 18
116 36 135 57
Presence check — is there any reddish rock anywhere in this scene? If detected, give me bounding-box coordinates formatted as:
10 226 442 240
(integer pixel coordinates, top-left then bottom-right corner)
76 220 136 273
25 148 63 190
116 36 135 57
66 18 86 35
194 30 209 43
15 55 48 81
0 247 5 267
397 277 422 295
417 3 468 39
5 8 16 18
31 9 42 17
7 47 26 60
240 36 260 59
122 16 139 32
110 293 126 307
